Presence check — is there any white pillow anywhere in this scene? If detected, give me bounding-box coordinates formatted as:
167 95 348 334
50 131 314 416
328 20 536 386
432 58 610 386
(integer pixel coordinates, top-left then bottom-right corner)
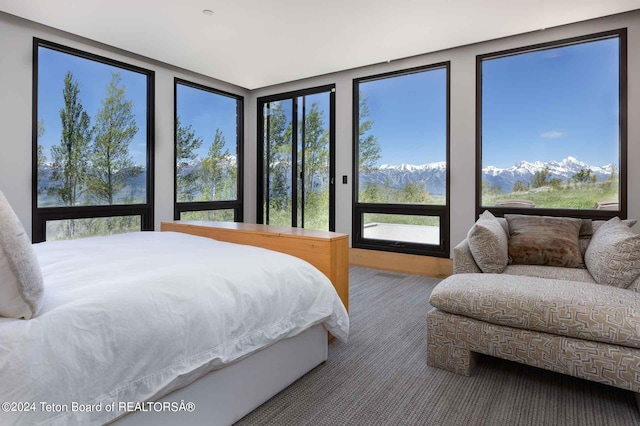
0 190 44 319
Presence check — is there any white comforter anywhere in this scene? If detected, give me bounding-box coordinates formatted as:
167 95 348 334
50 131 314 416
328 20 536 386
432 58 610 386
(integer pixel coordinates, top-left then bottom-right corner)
0 231 348 425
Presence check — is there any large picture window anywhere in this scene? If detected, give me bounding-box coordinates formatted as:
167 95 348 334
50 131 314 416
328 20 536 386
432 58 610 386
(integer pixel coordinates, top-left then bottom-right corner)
174 79 243 221
353 63 450 257
477 29 627 218
33 39 154 242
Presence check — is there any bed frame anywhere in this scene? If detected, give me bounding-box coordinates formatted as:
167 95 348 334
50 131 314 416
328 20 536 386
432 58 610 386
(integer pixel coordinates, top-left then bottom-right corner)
112 324 327 425
112 222 346 425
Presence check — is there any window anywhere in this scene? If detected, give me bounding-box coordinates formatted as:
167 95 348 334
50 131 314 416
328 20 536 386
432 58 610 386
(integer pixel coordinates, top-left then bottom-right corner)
174 79 243 222
477 29 627 219
33 39 154 242
353 63 450 257
257 85 335 232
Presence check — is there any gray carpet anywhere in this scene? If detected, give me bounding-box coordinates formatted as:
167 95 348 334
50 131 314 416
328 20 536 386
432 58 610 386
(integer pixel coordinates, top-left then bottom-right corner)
236 266 639 426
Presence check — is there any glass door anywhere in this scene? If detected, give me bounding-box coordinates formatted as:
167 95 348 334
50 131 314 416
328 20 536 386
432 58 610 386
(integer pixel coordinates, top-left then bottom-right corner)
258 85 335 231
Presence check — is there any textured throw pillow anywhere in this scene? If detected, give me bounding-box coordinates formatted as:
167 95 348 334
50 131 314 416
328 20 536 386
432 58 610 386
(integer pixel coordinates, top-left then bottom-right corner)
581 219 637 257
505 214 584 268
592 219 637 235
467 210 509 273
0 190 44 319
585 217 640 289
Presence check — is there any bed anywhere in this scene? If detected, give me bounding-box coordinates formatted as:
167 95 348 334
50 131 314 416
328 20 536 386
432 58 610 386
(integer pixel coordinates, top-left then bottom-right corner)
0 231 349 426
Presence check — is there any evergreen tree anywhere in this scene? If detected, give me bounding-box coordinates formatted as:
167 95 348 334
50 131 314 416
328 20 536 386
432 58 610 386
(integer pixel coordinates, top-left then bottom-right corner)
302 102 329 210
200 129 230 201
176 117 203 202
48 71 92 210
36 119 47 195
358 92 381 203
402 182 432 204
549 178 563 190
571 168 595 185
512 180 529 192
362 183 382 203
358 92 381 173
37 119 45 139
266 102 292 211
87 73 141 205
532 167 551 188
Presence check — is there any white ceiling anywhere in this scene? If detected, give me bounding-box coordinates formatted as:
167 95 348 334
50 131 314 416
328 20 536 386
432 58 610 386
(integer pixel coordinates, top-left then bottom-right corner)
0 0 638 89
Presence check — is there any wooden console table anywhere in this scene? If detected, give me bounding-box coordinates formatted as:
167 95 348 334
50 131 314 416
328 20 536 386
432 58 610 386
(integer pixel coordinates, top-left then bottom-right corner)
160 221 349 312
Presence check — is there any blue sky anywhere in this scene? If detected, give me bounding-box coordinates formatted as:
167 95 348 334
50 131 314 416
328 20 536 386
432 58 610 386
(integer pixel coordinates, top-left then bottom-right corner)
38 47 148 164
360 37 619 169
360 68 447 165
176 84 238 159
39 47 239 165
39 36 619 172
482 37 619 168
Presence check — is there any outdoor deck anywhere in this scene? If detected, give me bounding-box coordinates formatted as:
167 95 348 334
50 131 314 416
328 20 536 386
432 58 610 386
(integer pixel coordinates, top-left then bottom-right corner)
363 223 440 245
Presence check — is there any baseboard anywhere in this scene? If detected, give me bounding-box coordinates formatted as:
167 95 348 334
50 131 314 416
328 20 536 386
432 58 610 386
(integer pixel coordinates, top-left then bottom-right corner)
349 248 452 278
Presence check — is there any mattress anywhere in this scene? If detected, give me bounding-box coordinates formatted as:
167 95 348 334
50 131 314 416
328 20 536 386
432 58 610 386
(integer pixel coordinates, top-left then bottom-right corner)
0 231 349 425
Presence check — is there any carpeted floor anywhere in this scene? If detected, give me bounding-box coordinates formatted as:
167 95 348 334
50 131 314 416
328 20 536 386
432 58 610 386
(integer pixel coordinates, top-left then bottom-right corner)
236 266 639 426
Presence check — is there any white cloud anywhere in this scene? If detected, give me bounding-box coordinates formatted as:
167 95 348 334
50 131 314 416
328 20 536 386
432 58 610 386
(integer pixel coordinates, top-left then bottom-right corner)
540 130 564 139
544 50 564 59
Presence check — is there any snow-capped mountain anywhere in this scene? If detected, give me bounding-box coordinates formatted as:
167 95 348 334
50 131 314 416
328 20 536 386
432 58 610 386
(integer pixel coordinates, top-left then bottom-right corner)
37 163 147 206
177 155 237 175
362 161 447 195
359 157 615 195
481 156 615 193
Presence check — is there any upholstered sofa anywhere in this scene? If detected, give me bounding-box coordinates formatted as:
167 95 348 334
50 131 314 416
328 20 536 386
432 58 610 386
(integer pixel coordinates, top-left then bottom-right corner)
427 214 640 404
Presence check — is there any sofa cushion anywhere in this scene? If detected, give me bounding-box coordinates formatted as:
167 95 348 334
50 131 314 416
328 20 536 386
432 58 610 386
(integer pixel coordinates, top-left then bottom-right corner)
579 219 593 238
585 217 640 289
503 265 596 284
429 274 640 349
592 218 637 234
496 217 508 235
580 218 638 257
467 211 508 274
627 275 640 293
505 214 584 268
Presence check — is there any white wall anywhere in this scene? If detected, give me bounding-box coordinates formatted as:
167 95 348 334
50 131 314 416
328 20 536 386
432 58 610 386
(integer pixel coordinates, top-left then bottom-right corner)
1 10 638 256
247 10 640 255
0 12 250 238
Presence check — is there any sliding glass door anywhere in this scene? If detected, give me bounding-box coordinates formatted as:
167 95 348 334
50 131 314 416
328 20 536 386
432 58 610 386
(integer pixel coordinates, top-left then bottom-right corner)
257 85 335 231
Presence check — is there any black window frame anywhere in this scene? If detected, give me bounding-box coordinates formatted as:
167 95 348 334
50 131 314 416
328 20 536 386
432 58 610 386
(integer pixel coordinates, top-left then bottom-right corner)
352 62 451 258
256 84 336 231
476 29 627 220
173 78 244 222
32 38 155 243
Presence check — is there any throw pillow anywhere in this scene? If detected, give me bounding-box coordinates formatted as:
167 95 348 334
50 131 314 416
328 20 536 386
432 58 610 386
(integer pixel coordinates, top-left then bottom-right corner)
467 210 509 273
581 218 636 257
0 190 44 319
585 217 640 289
592 218 637 235
579 219 593 238
505 214 584 268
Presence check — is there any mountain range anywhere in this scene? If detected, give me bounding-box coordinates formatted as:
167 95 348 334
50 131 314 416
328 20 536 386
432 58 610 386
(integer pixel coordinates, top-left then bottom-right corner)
37 156 616 202
360 156 616 195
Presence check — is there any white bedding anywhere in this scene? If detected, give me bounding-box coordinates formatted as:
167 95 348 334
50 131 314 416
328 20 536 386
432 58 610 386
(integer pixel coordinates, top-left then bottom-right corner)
0 231 349 425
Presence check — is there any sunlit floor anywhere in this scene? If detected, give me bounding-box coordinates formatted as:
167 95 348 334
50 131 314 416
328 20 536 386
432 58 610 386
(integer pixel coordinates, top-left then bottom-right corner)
363 223 440 245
